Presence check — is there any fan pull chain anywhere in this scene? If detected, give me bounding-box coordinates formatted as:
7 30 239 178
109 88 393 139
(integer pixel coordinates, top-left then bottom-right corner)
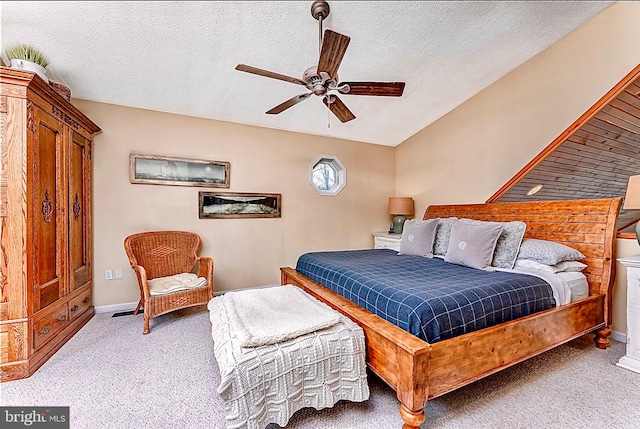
318 13 323 55
319 9 327 128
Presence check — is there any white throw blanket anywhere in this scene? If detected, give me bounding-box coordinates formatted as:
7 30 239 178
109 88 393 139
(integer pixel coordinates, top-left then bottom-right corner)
221 285 341 347
208 292 369 429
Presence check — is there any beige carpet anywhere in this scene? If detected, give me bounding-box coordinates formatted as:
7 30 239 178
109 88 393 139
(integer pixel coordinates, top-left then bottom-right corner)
2 306 640 429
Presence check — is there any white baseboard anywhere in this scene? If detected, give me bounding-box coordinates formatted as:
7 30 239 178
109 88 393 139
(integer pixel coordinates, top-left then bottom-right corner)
94 285 281 314
616 356 640 374
611 330 627 344
95 301 138 314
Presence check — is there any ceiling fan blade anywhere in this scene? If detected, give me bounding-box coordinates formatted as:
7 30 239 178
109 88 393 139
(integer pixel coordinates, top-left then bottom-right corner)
339 81 406 97
317 29 350 79
266 93 312 114
323 95 356 123
235 64 307 87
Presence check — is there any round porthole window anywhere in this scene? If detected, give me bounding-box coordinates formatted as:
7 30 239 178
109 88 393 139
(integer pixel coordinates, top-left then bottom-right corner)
309 155 346 196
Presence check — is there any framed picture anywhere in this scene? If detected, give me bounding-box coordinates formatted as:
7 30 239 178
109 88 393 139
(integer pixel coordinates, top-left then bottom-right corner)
130 153 230 188
199 192 282 219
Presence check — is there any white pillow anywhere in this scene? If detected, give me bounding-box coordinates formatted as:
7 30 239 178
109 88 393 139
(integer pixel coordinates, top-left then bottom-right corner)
514 259 587 274
555 260 588 272
399 219 439 257
516 238 585 265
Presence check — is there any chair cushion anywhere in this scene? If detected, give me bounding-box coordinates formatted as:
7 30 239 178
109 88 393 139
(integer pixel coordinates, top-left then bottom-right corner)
148 273 207 296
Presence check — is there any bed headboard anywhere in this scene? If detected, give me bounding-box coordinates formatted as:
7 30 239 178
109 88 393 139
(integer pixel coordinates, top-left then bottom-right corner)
424 198 621 324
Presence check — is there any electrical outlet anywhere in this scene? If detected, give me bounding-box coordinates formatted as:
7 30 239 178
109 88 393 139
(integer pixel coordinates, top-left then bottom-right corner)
114 269 123 279
104 269 113 280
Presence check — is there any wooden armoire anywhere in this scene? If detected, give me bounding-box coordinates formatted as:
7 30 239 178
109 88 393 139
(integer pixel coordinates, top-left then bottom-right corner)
1 67 101 381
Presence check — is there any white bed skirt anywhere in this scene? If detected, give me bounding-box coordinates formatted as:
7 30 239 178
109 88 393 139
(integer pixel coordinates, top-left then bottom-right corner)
208 295 370 429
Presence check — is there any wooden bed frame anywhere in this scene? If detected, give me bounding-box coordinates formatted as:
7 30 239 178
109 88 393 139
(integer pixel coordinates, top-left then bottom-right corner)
281 198 621 429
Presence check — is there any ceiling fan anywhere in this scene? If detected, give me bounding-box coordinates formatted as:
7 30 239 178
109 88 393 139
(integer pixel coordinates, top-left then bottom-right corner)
235 0 405 123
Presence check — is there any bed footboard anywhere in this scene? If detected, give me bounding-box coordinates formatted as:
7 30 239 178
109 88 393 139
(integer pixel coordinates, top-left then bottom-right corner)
281 267 431 429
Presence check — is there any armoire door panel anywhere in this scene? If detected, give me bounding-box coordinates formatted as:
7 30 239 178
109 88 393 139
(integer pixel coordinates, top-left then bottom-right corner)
69 131 90 290
1 67 100 382
33 108 66 310
1 107 8 310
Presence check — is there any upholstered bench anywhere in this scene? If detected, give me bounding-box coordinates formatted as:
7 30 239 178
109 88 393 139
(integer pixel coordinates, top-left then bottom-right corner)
208 285 369 429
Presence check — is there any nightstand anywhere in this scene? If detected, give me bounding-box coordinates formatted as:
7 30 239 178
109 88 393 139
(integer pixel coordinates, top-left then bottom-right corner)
617 255 640 374
372 232 402 251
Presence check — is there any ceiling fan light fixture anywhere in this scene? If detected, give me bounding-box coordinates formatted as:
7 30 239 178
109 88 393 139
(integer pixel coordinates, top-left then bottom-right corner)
313 86 327 96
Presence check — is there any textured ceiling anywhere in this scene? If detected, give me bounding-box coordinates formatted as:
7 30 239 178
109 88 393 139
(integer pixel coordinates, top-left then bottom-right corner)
0 1 613 146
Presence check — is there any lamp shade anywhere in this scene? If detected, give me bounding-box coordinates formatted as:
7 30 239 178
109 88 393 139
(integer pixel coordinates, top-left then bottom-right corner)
388 197 414 215
624 175 640 210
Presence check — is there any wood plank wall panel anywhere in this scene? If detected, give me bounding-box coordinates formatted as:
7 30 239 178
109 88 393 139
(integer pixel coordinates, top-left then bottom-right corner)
490 67 640 233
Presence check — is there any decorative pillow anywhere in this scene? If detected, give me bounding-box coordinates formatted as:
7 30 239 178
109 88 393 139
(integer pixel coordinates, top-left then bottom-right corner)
555 260 588 272
433 217 458 256
516 238 585 265
459 219 526 269
444 221 504 270
398 219 439 257
515 259 587 274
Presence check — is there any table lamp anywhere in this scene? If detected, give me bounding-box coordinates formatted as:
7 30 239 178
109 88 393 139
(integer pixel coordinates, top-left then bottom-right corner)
388 197 414 235
624 174 640 245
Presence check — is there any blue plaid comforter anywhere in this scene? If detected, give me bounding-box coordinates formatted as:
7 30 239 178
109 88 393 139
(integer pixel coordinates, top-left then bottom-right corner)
296 249 556 343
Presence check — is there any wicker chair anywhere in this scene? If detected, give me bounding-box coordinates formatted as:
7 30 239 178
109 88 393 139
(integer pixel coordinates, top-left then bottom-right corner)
124 231 214 334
